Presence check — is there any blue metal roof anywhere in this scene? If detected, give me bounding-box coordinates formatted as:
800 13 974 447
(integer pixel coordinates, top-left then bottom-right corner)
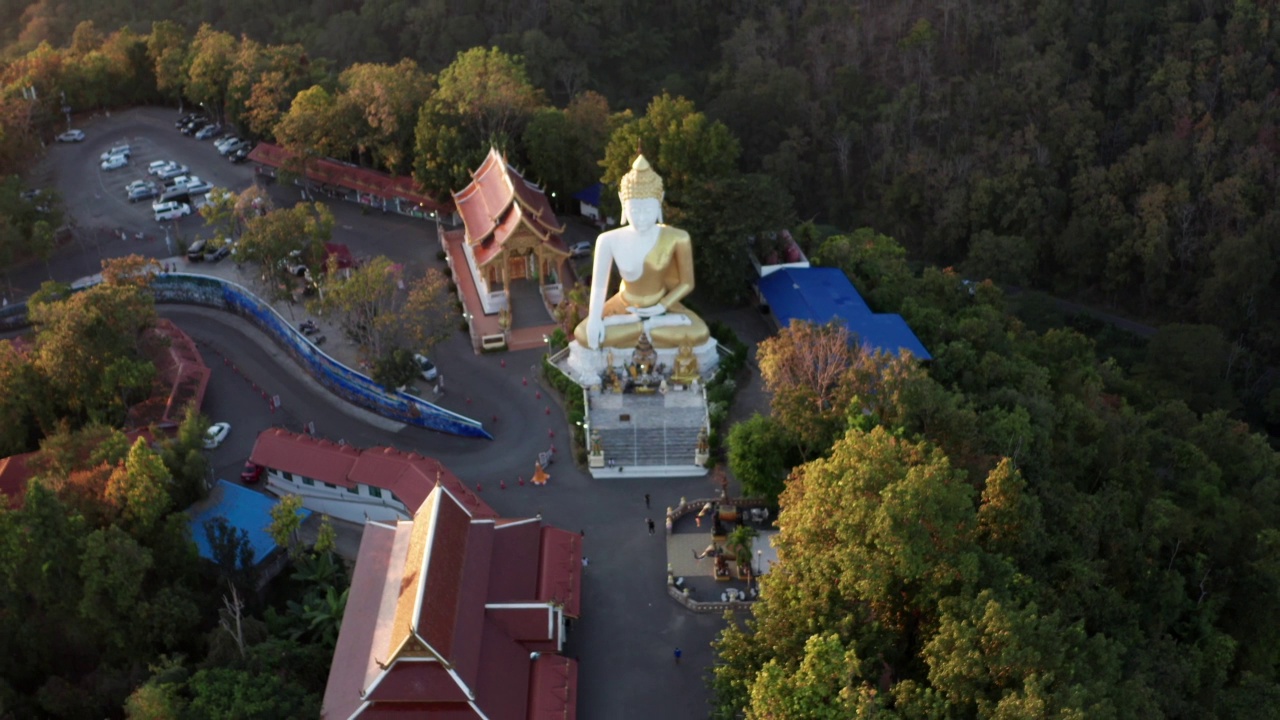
188 480 311 564
757 267 932 360
571 182 603 206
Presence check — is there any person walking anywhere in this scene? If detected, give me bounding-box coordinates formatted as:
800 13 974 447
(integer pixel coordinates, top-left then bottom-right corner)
581 556 589 569
673 647 682 664
647 518 655 535
644 493 651 508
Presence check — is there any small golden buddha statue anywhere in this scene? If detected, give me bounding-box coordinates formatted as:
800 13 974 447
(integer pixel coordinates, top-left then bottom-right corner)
670 344 700 384
573 154 710 350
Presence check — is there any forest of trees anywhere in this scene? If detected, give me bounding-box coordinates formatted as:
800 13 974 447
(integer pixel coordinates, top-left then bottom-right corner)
3 1 1280 717
0 262 347 718
722 232 1280 718
2 0 1278 432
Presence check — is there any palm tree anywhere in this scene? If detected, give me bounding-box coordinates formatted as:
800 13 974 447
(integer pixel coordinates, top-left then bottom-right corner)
726 524 758 580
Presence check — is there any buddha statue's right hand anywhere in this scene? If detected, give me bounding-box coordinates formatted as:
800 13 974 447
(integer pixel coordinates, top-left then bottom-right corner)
585 316 605 349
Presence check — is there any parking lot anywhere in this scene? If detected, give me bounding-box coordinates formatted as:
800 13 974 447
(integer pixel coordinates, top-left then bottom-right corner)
39 106 260 258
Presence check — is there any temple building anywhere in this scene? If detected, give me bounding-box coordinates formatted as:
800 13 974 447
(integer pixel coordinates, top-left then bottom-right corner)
247 428 490 525
452 147 570 318
321 483 581 719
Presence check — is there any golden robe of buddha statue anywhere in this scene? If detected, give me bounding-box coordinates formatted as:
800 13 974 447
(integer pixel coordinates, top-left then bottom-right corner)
573 155 710 350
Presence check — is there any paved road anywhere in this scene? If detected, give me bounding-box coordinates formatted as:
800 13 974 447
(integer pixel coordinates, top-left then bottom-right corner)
20 107 736 719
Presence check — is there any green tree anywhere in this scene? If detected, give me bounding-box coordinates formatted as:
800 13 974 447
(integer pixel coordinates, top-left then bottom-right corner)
430 46 542 147
412 46 543 196
274 85 345 186
523 91 615 199
105 438 173 536
78 524 153 659
146 21 189 105
235 202 333 302
814 228 915 312
746 633 869 720
337 59 432 174
678 172 795 302
727 414 798 503
267 494 304 558
184 25 236 121
600 93 741 223
185 668 317 720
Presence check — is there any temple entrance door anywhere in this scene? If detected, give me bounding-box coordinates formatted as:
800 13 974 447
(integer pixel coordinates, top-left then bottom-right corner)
508 253 527 281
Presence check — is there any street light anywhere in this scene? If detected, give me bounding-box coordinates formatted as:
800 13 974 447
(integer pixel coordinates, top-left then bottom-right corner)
756 549 762 576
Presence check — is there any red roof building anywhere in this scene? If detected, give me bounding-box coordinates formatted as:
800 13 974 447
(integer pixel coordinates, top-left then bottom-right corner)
246 143 452 220
248 429 494 524
321 484 581 720
452 147 570 316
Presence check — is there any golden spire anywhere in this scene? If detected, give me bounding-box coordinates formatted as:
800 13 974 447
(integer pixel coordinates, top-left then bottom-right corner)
619 154 664 202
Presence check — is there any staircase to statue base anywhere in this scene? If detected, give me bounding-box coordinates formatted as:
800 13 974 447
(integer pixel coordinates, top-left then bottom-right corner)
587 388 708 478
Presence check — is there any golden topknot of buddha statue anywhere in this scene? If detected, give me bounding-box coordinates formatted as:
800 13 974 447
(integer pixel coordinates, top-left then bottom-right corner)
618 154 664 203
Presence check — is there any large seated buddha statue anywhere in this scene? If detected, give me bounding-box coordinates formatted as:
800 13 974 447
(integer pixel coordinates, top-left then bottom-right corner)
573 155 710 352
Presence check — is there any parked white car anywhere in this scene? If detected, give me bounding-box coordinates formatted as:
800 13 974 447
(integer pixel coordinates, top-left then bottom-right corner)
218 138 250 156
569 241 593 258
204 422 231 449
100 144 130 161
214 136 241 152
148 160 175 175
184 178 214 195
157 163 189 180
413 354 439 382
153 200 192 222
100 154 129 171
56 129 85 142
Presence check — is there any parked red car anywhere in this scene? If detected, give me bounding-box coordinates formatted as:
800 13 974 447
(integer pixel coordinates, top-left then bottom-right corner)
240 462 264 484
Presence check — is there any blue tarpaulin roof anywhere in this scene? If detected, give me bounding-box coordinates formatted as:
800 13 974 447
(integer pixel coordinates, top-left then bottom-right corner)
757 267 932 360
188 480 311 564
572 182 603 206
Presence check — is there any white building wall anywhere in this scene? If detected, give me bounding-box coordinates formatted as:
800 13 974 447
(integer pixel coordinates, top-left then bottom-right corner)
263 469 410 525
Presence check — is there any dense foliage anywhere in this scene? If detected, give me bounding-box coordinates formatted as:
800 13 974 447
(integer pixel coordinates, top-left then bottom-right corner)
715 231 1280 718
5 2 1278 422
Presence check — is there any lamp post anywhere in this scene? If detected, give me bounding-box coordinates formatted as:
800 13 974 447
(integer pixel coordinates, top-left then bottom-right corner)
756 549 762 576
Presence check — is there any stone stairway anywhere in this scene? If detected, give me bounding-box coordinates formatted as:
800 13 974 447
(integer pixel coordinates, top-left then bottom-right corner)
588 387 707 472
597 425 702 467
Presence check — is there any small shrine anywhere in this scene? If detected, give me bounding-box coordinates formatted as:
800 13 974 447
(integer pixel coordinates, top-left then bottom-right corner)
452 147 571 318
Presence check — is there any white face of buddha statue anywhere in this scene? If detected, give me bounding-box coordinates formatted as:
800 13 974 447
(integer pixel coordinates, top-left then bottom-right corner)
622 197 662 232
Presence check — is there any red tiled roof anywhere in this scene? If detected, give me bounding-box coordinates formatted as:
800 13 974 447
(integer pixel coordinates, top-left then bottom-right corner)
0 452 32 507
348 446 495 519
472 620 534 720
249 429 360 487
487 520 542 602
323 522 402 720
247 143 450 214
324 243 356 270
418 492 470 660
449 520 494 696
453 148 567 269
132 319 210 429
362 661 469 704
326 485 581 719
537 527 583 618
487 606 553 644
528 656 578 720
250 431 495 519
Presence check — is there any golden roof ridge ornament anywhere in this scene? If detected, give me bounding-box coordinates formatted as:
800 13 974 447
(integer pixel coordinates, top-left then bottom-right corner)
618 154 663 203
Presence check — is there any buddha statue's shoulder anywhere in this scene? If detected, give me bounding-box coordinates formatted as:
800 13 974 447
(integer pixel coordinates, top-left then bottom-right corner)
658 224 691 243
